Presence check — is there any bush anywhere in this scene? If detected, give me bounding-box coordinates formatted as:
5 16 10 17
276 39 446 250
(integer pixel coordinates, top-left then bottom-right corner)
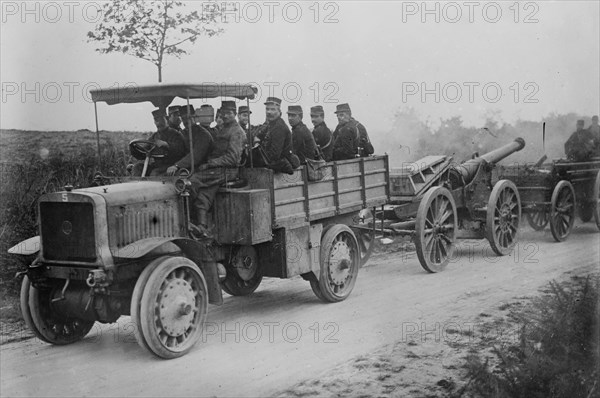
465 276 600 398
0 138 131 297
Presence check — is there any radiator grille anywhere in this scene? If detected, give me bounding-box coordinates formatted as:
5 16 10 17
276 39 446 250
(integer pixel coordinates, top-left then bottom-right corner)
40 202 97 262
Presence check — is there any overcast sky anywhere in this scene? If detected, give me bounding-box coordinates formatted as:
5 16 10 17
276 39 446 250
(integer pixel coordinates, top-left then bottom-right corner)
1 0 599 135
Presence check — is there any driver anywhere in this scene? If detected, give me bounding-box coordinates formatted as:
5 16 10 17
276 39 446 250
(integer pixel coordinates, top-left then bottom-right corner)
131 109 187 176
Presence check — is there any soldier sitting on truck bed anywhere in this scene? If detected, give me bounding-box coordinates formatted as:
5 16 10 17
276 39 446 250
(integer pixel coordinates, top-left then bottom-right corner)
251 97 299 173
131 109 187 176
186 101 246 239
565 119 597 161
288 105 319 165
166 105 214 176
331 103 374 160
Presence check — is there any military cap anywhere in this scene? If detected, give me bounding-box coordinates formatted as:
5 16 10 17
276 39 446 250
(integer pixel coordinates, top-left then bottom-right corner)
168 105 180 115
310 105 325 116
221 101 237 112
264 97 282 106
577 119 585 126
179 105 195 116
152 109 166 118
287 105 303 115
593 115 599 121
238 105 252 114
334 103 352 114
196 105 214 125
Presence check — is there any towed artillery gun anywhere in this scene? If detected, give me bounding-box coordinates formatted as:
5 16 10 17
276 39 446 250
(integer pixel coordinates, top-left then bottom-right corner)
356 138 525 272
498 155 600 241
8 84 389 359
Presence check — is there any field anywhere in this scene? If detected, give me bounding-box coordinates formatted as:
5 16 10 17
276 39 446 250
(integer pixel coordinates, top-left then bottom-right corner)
0 129 140 322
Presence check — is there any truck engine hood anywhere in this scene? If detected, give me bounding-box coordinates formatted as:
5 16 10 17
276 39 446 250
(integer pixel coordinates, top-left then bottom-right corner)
75 180 178 205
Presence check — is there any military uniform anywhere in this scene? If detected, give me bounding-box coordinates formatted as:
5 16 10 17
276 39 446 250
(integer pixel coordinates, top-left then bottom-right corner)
291 121 318 164
174 124 214 170
254 116 295 173
312 121 333 161
332 117 373 161
565 123 597 162
189 111 245 219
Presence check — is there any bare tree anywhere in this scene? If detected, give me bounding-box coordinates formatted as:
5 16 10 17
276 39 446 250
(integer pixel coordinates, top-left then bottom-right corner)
87 0 227 82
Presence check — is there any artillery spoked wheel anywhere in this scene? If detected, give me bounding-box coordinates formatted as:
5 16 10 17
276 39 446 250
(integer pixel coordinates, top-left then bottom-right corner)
221 245 263 296
526 209 549 231
311 224 360 303
549 181 576 242
20 276 94 345
137 256 208 359
594 171 600 231
352 208 375 267
415 187 457 273
486 180 521 256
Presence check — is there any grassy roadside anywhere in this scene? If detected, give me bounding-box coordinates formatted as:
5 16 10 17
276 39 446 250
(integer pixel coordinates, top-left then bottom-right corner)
275 273 600 398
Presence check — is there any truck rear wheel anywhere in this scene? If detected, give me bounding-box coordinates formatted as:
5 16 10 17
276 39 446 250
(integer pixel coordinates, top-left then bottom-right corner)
137 256 208 359
221 246 262 296
20 275 94 345
312 224 360 303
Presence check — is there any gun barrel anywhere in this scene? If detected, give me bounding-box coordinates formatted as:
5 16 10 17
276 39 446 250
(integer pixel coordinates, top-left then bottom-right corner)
479 137 525 164
454 138 526 185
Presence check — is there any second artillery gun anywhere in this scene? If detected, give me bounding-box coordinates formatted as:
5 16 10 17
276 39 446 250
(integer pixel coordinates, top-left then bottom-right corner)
356 138 525 272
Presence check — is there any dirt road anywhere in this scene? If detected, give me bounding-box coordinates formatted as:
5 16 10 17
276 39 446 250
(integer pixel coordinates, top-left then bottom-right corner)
1 225 598 397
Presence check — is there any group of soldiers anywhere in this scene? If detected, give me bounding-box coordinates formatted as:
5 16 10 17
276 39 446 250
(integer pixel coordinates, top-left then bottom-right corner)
565 115 600 161
131 98 374 239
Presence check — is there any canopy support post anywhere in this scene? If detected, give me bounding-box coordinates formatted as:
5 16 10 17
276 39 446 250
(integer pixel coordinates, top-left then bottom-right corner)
247 97 253 167
187 97 194 175
94 102 101 169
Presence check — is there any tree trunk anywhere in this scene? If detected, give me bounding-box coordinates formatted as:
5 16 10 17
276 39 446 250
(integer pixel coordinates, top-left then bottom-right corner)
158 63 162 83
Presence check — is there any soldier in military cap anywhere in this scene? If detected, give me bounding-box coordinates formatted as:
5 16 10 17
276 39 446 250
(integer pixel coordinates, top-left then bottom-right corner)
168 105 182 131
565 119 596 161
252 97 297 173
288 105 318 164
589 115 600 155
238 105 255 131
331 103 374 161
167 105 214 176
131 108 187 176
196 104 218 137
310 105 333 161
185 100 246 239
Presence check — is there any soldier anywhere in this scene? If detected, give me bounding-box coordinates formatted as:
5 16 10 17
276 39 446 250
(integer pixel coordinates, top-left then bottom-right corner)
238 105 255 131
215 109 224 132
589 115 600 155
253 97 297 173
131 109 187 176
288 105 318 164
166 105 214 176
187 101 246 239
167 105 182 131
310 105 333 161
331 103 374 161
196 104 218 137
565 120 596 161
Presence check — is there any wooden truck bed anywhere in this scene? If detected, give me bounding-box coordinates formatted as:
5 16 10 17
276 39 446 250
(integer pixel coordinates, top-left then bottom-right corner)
240 155 389 229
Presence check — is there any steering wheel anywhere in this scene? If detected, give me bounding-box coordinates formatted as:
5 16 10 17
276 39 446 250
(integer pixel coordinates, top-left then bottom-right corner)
129 139 168 160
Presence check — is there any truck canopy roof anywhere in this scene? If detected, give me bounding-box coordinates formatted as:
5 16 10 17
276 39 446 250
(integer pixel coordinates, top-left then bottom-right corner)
90 83 257 107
